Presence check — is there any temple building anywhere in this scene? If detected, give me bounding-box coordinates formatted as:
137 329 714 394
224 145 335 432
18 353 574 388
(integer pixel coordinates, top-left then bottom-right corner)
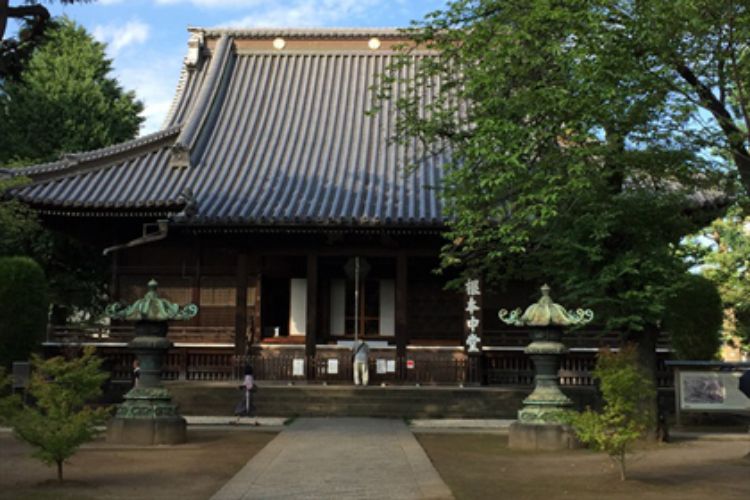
4 28 671 386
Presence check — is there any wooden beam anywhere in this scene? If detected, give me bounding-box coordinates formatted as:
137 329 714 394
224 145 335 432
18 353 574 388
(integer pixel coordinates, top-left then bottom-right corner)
235 253 248 356
305 254 318 379
395 253 408 379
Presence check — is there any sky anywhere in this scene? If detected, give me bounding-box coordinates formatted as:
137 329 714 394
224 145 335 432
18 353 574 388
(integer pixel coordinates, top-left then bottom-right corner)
38 0 447 136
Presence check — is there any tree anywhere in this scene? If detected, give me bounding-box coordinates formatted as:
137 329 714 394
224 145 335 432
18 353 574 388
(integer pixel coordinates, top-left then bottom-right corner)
0 177 109 322
568 346 655 480
608 1 750 198
662 273 723 360
0 17 142 322
10 346 109 481
0 256 49 370
0 368 22 425
378 0 723 344
686 203 750 354
0 17 144 165
398 1 750 198
0 1 92 81
0 176 42 257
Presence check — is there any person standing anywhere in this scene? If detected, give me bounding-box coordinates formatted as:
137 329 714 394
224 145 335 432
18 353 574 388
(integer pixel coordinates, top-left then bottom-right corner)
132 359 141 388
235 365 256 419
352 340 370 386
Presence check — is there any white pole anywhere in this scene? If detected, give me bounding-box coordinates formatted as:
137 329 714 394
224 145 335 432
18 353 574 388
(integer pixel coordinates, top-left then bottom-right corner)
354 256 360 343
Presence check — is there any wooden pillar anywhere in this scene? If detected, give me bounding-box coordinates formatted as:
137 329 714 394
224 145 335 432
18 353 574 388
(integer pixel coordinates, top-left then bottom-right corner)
247 255 260 348
306 254 318 380
235 253 248 356
179 348 188 381
110 251 120 302
395 253 408 380
191 245 201 306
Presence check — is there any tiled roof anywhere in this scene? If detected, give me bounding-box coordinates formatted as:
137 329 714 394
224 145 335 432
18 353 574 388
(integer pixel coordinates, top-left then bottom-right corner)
11 30 447 227
194 27 406 39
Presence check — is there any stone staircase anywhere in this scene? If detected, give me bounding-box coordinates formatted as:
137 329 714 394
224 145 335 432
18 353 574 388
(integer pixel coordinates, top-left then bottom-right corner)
166 382 599 419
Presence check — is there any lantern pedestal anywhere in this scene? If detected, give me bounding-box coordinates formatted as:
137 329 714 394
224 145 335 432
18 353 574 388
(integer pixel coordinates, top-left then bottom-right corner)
509 328 579 450
106 320 186 445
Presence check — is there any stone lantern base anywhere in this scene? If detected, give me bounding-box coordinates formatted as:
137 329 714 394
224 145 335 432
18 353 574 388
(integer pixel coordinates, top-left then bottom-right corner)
509 422 579 450
106 387 186 445
107 416 186 445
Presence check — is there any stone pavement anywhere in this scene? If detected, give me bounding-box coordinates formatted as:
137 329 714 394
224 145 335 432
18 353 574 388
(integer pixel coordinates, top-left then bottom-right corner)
210 417 454 500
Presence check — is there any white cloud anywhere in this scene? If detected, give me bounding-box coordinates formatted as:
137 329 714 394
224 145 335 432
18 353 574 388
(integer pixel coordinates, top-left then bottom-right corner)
155 0 264 7
221 0 379 28
93 20 150 57
98 0 125 5
110 52 183 135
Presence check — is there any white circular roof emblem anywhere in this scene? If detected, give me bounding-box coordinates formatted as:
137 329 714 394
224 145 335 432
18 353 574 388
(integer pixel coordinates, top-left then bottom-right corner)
273 37 286 50
368 37 381 50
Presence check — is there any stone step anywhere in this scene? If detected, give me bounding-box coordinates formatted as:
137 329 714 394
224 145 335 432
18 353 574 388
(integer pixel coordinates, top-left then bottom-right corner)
166 382 554 418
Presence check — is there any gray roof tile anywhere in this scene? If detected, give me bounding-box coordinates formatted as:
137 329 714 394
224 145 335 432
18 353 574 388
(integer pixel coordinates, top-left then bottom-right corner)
12 31 447 227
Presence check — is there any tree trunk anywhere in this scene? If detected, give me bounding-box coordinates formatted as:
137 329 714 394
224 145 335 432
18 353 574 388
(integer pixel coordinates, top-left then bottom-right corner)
0 0 8 42
675 63 750 197
632 327 658 384
50 304 70 327
618 451 627 481
1 3 51 43
624 326 659 437
56 460 63 482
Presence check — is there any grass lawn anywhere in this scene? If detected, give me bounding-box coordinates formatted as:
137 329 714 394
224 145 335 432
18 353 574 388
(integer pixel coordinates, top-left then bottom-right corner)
417 433 750 500
0 429 276 500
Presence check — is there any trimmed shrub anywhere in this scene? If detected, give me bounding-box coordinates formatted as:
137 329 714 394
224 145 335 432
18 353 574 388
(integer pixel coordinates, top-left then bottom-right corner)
662 273 723 360
0 256 49 369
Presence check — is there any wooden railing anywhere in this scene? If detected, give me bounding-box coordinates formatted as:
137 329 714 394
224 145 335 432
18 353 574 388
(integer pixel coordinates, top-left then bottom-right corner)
47 342 674 388
483 329 672 349
485 351 673 388
49 325 235 344
405 358 467 385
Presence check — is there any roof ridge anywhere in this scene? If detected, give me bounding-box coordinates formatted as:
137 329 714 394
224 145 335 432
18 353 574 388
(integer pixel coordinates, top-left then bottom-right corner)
17 125 182 178
191 27 409 38
162 60 191 129
170 34 234 168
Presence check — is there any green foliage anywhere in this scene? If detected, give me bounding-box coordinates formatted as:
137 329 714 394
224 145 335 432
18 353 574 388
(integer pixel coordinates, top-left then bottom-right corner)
662 273 723 360
0 176 43 257
10 346 110 481
377 0 726 334
0 17 140 322
0 256 49 370
686 204 750 351
568 346 656 480
0 368 22 426
0 2 92 81
36 231 110 322
0 17 143 165
0 182 108 321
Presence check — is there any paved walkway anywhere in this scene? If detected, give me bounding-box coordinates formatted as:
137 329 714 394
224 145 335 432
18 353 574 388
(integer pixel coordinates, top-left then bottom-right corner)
210 417 454 500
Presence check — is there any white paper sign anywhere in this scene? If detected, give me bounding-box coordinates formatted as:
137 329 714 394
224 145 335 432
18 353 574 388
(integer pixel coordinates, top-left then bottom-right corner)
680 371 750 411
386 360 396 373
376 358 387 374
292 358 305 377
327 358 339 374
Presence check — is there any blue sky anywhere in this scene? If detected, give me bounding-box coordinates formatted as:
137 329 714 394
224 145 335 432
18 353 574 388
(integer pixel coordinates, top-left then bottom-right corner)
43 0 447 135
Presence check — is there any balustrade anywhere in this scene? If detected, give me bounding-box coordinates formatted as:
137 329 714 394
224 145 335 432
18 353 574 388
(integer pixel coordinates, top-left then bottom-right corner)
48 341 674 388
